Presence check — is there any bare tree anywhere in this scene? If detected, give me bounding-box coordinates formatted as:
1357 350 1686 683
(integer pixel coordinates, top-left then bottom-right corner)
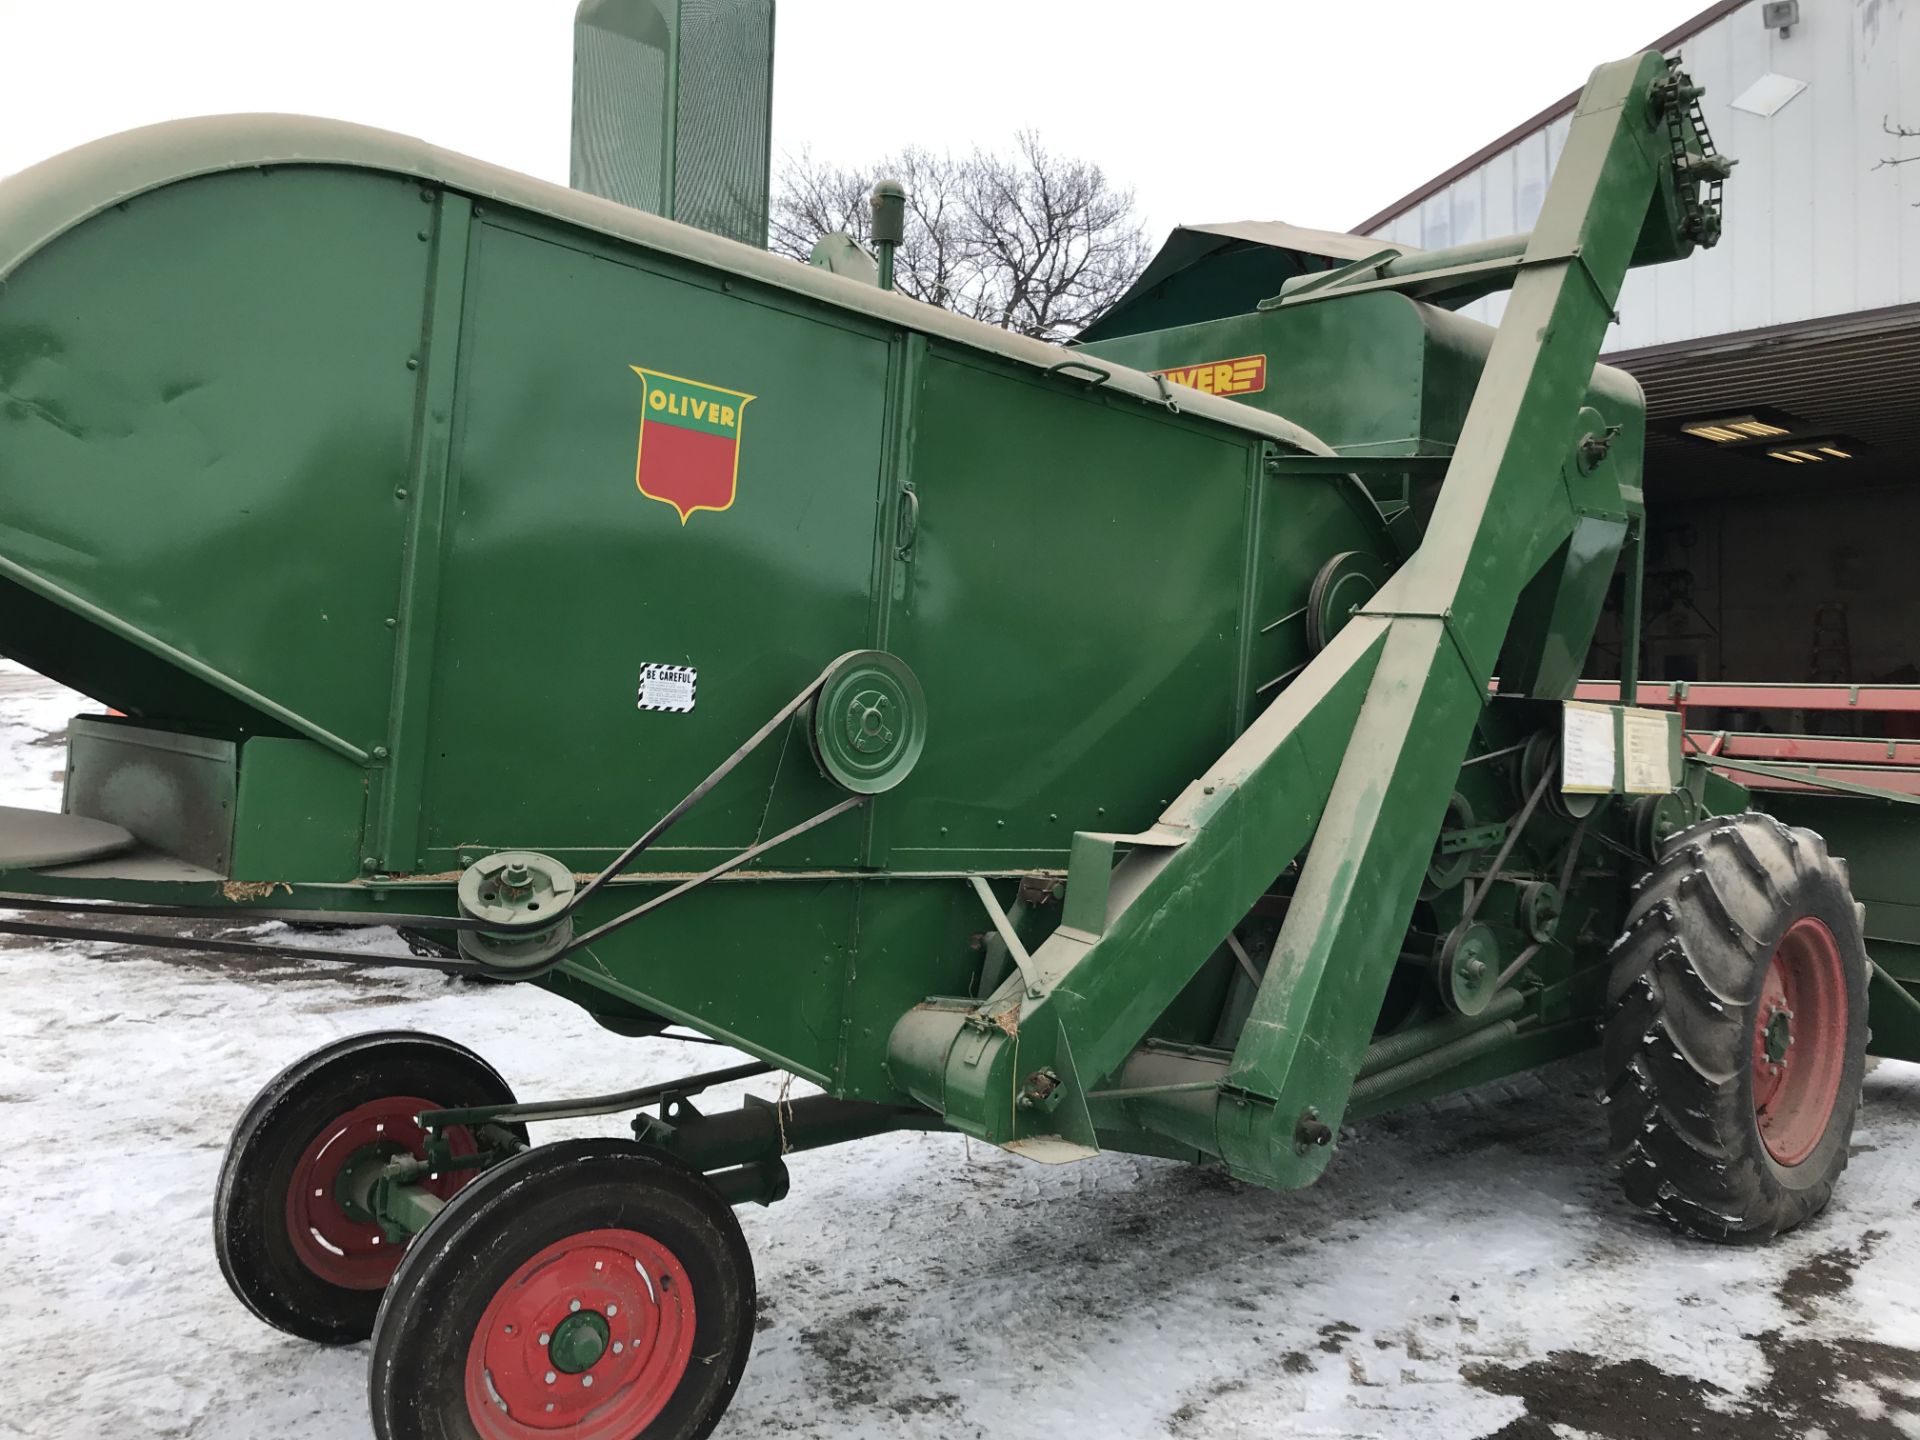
768 146 980 315
1875 116 1919 205
769 133 1151 343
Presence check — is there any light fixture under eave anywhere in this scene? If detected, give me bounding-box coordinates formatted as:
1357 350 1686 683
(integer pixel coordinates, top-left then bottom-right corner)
1763 437 1864 464
1680 412 1797 443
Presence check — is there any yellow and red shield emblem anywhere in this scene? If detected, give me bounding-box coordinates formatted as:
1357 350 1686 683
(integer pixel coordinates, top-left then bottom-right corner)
630 366 756 523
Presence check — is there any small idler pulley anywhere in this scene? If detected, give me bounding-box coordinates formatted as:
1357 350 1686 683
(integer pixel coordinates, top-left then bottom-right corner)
456 851 577 975
1436 919 1501 1017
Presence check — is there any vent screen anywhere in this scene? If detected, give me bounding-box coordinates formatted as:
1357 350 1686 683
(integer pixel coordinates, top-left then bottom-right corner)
571 0 774 248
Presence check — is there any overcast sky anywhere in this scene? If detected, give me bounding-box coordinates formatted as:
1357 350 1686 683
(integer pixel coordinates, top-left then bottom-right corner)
0 0 1706 238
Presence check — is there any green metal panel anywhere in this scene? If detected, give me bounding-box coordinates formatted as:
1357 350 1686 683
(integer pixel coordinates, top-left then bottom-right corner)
231 739 366 882
373 193 474 873
885 353 1253 867
1083 291 1645 476
412 210 889 871
1083 295 1431 454
559 881 864 1085
0 166 431 760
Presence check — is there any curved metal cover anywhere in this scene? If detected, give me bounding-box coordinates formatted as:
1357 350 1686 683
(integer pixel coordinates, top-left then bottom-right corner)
1079 220 1396 343
0 113 1328 460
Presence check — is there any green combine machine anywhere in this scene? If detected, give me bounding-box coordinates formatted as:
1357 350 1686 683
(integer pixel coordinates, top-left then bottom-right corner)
4 45 1918 1440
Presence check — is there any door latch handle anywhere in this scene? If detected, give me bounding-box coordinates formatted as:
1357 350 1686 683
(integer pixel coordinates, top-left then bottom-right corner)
895 485 920 559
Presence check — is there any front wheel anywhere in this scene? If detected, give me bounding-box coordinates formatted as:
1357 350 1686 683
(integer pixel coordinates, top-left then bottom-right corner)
369 1139 756 1440
1604 811 1870 1241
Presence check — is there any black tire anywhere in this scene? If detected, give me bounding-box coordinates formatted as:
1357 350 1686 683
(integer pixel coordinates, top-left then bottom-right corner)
1603 811 1869 1242
369 1139 755 1440
215 1031 526 1344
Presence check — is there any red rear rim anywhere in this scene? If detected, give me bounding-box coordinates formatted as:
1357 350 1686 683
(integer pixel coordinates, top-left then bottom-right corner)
465 1228 696 1440
284 1096 483 1289
1751 916 1848 1166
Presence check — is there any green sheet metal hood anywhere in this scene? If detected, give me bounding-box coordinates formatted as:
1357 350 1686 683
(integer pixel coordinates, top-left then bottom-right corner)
1078 220 1390 344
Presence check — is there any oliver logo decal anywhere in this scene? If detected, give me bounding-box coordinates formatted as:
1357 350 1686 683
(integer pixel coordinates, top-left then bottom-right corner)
1153 353 1267 398
630 366 756 524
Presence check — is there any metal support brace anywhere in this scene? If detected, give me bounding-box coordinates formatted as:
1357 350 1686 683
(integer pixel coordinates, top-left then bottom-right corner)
969 875 1040 996
370 1068 940 1235
1206 51 1694 1185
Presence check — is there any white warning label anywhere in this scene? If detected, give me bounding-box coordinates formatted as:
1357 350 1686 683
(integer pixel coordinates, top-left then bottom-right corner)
1561 703 1616 794
1621 708 1675 794
637 663 697 713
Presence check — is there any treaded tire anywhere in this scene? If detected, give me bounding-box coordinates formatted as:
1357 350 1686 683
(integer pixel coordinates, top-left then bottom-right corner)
215 1031 525 1343
1604 811 1869 1242
368 1139 755 1440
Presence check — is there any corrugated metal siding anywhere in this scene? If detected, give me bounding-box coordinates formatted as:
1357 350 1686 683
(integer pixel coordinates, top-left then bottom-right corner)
1364 0 1920 351
1617 303 1920 497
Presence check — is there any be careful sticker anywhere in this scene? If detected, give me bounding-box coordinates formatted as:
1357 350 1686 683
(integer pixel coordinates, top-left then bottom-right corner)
638 663 697 713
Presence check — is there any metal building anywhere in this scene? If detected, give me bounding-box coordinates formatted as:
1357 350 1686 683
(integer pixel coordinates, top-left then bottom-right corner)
1358 0 1920 693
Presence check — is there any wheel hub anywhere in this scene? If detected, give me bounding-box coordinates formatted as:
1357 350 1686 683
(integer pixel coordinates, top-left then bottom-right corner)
286 1096 482 1290
548 1310 610 1374
465 1227 696 1440
845 689 893 754
332 1139 408 1224
1762 1006 1794 1068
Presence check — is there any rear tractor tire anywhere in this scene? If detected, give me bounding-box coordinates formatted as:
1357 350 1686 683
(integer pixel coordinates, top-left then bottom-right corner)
369 1139 756 1440
215 1031 526 1343
1604 811 1869 1242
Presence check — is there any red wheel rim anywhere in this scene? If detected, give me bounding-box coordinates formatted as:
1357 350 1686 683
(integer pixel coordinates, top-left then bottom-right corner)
1751 916 1848 1166
284 1096 483 1289
465 1228 696 1440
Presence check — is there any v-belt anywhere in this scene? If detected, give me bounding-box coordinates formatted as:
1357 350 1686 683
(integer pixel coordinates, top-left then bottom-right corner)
0 657 867 980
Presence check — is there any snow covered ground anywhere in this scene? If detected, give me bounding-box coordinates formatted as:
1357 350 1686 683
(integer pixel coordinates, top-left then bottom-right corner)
4 658 1920 1440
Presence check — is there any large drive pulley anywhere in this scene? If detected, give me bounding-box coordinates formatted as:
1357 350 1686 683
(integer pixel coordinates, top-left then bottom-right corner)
1305 551 1388 653
808 648 927 794
1522 729 1600 819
